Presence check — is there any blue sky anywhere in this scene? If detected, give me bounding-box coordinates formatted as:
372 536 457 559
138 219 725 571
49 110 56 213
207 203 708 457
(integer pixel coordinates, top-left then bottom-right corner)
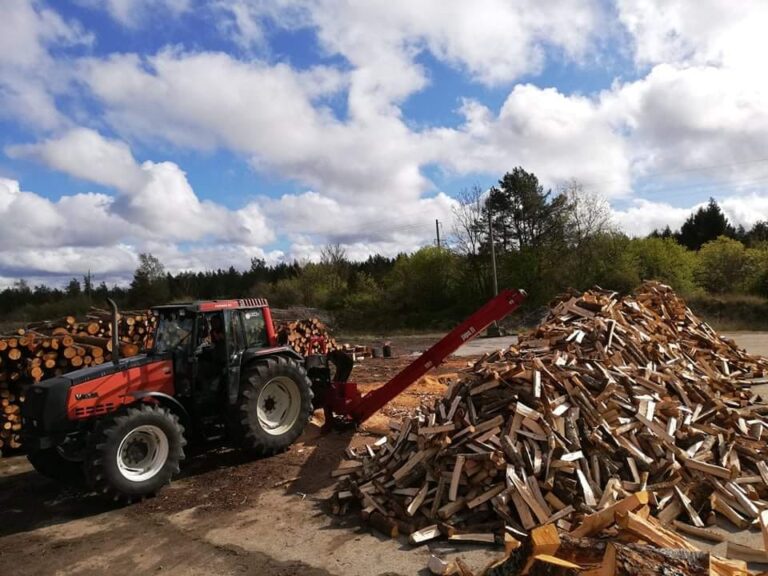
1 0 768 287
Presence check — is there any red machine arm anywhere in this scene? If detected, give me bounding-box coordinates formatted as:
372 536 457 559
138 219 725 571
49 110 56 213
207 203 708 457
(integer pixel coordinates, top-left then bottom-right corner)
348 288 526 423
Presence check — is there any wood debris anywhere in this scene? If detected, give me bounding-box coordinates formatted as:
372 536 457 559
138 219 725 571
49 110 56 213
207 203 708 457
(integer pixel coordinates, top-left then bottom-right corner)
333 282 768 574
424 514 748 576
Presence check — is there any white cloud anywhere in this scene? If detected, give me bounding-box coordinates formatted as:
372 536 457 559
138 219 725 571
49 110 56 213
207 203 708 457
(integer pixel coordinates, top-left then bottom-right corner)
1 125 281 281
0 1 89 70
215 0 601 86
287 237 436 263
262 190 456 247
211 0 603 133
0 174 280 279
8 128 275 246
79 50 437 208
0 177 131 249
611 194 768 237
68 4 623 262
79 0 192 27
133 241 280 274
0 0 91 129
0 245 138 279
609 1 768 185
428 85 632 197
610 198 694 236
617 0 768 70
720 194 768 229
8 128 144 190
602 64 768 181
0 177 138 279
5 0 768 285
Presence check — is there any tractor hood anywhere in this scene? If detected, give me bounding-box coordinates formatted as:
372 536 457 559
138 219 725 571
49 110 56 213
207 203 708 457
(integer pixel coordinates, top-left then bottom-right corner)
59 354 163 386
23 353 174 439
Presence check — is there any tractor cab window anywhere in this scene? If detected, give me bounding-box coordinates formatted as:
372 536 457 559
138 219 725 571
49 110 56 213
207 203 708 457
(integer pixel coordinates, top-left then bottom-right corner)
153 311 194 354
229 310 245 353
242 309 267 348
197 312 227 361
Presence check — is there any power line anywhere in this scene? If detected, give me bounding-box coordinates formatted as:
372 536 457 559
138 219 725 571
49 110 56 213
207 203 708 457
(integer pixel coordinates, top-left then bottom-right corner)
291 205 451 239
617 175 768 203
574 156 768 190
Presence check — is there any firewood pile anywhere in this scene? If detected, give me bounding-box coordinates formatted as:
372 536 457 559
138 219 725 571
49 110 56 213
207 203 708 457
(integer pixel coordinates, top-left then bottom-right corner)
332 282 768 574
0 308 154 454
276 318 339 356
430 511 748 576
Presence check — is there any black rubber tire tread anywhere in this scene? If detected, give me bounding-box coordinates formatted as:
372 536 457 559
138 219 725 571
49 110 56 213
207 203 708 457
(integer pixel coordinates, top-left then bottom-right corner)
27 447 84 485
83 403 186 502
238 356 313 456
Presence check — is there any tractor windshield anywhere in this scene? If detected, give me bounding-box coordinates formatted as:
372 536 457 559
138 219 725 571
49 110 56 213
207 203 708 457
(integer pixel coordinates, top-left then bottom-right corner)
152 310 194 354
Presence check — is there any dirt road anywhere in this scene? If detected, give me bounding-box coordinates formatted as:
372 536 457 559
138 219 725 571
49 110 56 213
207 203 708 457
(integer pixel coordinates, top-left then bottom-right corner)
0 354 497 576
2 332 768 575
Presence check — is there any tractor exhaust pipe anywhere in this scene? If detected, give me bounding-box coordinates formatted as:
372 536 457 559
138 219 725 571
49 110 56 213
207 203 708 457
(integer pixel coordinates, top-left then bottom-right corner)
107 298 120 366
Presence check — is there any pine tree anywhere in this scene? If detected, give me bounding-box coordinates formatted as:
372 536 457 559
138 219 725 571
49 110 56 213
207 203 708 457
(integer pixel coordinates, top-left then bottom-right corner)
676 198 736 250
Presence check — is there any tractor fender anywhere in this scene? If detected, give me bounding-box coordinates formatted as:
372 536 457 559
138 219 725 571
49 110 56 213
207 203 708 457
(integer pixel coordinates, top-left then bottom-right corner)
239 348 328 410
233 347 309 405
126 391 190 429
228 346 304 406
241 346 304 364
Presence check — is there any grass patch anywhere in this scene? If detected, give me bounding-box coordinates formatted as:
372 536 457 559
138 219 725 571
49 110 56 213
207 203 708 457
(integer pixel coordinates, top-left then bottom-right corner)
688 294 768 331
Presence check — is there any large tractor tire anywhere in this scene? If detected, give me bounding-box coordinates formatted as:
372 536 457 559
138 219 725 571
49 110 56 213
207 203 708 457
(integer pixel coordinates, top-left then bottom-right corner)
27 446 83 485
237 356 313 456
84 403 186 502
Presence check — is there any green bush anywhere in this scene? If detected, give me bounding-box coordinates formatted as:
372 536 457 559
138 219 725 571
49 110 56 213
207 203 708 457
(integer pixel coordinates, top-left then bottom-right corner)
565 233 639 293
626 237 698 294
695 236 762 294
382 247 464 327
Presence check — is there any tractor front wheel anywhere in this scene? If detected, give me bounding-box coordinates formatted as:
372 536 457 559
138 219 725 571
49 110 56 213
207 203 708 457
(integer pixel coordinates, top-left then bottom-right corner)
84 403 185 502
237 357 313 456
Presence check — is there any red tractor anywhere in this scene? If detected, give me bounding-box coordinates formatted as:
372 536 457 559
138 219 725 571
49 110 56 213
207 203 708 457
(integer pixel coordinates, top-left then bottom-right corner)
22 290 526 501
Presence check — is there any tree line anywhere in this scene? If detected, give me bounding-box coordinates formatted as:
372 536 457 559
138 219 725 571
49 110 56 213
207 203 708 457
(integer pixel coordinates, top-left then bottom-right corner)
2 167 767 329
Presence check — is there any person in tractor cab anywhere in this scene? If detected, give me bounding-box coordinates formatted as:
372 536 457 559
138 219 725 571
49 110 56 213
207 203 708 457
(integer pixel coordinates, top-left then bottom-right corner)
196 312 227 394
208 314 227 364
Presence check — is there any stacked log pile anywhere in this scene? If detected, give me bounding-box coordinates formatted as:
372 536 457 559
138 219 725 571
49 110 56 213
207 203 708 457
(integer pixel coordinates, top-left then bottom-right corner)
26 307 155 355
276 318 339 356
333 282 768 573
0 308 154 454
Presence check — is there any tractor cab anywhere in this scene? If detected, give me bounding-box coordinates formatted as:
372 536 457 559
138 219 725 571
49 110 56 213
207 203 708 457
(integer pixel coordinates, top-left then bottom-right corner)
150 299 289 434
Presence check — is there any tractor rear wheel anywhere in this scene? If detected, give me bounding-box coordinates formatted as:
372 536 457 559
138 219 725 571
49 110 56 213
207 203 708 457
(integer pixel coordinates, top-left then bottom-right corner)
237 357 313 456
84 403 185 502
27 446 83 485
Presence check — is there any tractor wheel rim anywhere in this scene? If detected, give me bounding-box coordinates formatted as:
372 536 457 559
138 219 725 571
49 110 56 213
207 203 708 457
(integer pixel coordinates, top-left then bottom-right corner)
116 424 169 482
257 376 301 436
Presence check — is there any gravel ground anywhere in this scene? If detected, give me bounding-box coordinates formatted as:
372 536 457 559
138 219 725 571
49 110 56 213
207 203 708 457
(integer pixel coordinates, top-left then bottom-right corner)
1 332 767 575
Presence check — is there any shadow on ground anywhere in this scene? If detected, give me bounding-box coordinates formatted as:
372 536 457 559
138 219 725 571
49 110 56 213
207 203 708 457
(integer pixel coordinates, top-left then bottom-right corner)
0 419 358 538
289 422 356 496
0 468 117 538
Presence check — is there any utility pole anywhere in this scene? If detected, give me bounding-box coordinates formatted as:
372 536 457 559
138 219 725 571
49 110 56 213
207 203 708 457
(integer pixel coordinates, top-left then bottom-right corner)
487 209 498 296
435 219 441 248
487 205 500 336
